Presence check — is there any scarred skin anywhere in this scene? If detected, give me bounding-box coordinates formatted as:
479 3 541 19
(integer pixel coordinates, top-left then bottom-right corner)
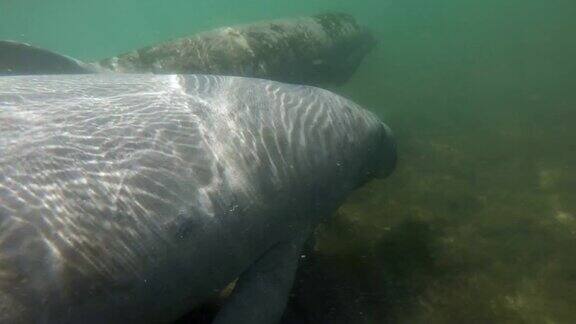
1 13 375 86
96 13 376 86
0 74 395 323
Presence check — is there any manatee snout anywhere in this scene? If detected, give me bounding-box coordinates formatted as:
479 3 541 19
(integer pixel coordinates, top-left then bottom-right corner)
378 122 397 179
354 121 397 188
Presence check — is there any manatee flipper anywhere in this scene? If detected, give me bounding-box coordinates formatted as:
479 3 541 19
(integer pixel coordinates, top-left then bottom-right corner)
0 41 96 75
213 235 308 324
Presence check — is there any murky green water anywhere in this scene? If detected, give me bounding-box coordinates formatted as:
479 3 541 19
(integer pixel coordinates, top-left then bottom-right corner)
2 0 575 323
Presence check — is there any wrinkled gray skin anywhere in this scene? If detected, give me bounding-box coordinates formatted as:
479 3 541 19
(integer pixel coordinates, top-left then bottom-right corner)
0 13 375 86
97 13 376 86
0 74 395 323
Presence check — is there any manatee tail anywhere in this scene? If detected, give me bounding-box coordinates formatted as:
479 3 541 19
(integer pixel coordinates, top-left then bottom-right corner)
0 41 97 75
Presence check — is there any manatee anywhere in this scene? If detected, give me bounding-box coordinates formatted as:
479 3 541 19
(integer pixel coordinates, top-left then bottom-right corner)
97 13 376 86
1 13 375 86
0 73 396 323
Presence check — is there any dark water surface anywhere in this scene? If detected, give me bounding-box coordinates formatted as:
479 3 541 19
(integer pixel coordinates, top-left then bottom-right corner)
2 0 575 323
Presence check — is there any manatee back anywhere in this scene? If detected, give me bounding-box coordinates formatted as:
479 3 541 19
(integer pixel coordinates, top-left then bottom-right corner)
0 74 386 250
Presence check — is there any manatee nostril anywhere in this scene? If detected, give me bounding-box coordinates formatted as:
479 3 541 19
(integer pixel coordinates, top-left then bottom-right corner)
378 123 397 179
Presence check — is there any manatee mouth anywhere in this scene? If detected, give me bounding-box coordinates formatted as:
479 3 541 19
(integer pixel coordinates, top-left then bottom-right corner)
378 123 397 179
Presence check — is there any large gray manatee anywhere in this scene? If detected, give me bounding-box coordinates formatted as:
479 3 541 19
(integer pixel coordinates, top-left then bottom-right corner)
0 13 375 87
0 74 396 323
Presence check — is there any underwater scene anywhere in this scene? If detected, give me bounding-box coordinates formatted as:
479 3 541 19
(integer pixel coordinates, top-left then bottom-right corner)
1 0 575 323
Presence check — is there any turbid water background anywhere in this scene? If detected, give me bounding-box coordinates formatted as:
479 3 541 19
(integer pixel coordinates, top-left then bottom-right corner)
1 0 575 323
